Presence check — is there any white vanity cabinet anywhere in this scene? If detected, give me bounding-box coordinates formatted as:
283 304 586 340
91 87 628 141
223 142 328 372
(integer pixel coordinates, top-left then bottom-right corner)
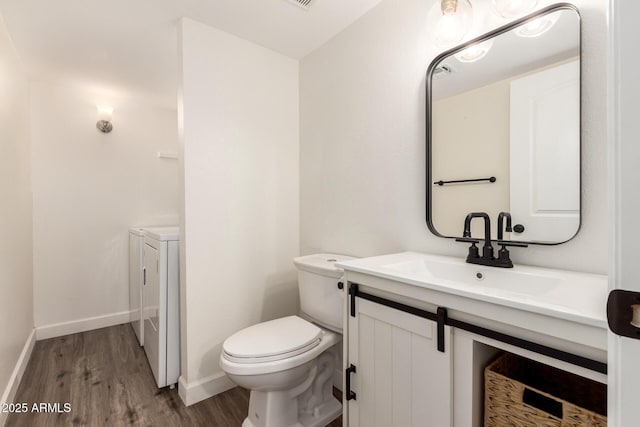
338 252 609 427
347 292 452 427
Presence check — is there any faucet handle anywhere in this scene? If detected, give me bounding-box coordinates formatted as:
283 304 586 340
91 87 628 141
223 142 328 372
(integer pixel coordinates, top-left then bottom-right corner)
494 240 527 268
456 237 481 260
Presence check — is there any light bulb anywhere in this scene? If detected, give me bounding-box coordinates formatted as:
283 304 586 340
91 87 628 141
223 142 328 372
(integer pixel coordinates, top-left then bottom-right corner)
515 12 559 37
454 39 494 63
435 0 474 48
492 0 537 19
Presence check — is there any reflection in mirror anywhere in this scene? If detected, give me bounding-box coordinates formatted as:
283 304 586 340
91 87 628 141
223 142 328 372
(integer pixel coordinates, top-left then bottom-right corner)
427 5 580 245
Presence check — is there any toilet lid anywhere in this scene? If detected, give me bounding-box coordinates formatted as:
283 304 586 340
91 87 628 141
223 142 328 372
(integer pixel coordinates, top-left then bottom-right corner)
222 316 322 363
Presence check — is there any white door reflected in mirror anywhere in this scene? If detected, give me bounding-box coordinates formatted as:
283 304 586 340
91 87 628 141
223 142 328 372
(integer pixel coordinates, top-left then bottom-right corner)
509 60 580 242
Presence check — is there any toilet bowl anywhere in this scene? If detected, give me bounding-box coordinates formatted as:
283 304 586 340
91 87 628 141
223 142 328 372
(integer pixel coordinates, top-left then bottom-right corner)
219 253 355 427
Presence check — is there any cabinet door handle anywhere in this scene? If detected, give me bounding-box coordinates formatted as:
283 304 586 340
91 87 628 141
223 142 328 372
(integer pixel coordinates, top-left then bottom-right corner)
345 364 357 401
437 307 447 352
143 268 146 286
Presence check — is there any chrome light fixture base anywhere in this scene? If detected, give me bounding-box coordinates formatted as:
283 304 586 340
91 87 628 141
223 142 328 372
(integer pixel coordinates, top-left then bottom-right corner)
96 120 113 133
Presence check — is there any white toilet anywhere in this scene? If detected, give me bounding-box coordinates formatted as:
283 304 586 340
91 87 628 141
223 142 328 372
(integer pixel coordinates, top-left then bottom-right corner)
219 253 355 427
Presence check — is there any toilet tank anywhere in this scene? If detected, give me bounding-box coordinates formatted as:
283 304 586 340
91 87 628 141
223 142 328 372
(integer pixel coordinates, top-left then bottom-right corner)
294 253 355 333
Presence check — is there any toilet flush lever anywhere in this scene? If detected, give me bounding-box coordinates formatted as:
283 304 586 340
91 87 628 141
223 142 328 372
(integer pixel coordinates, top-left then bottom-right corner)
607 290 640 338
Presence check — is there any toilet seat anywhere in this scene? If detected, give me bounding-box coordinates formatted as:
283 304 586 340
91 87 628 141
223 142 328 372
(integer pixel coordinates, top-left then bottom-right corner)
220 317 340 376
224 339 321 364
223 316 322 363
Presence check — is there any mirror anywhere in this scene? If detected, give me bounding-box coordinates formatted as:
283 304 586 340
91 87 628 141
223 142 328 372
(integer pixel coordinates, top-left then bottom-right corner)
426 4 580 245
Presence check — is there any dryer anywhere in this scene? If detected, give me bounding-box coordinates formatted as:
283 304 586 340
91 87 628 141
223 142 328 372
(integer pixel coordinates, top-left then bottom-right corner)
142 227 180 388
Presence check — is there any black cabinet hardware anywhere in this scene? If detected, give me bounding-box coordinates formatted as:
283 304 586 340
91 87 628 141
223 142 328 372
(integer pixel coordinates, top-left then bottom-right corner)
345 364 357 401
437 307 447 352
348 283 607 374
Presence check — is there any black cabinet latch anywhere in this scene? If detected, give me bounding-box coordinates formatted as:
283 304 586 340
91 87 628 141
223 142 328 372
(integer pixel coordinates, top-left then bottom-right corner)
345 364 357 401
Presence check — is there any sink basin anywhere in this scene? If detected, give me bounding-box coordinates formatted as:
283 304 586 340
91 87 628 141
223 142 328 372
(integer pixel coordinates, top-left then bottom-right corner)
336 252 608 327
382 258 560 296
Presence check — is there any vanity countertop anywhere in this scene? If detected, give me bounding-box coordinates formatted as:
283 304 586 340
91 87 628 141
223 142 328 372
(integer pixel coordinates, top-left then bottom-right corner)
337 251 608 330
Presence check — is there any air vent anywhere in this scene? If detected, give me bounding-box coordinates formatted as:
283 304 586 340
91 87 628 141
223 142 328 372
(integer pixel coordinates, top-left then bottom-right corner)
433 64 455 78
286 0 316 10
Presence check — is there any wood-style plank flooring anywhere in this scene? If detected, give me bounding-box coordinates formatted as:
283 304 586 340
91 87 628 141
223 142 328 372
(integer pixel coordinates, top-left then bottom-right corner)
6 324 343 427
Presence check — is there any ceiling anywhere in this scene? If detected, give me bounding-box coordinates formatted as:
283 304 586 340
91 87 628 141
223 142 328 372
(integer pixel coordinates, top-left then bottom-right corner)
0 0 384 108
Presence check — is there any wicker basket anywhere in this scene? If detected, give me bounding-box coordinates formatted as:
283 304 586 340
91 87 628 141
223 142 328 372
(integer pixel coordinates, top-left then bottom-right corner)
484 353 606 427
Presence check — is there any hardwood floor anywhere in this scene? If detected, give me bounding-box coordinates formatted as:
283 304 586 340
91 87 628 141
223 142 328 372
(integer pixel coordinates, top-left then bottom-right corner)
6 324 343 427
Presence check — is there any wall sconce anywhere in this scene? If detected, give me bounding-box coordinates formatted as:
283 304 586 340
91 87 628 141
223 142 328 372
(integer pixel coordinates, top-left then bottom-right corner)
96 105 113 133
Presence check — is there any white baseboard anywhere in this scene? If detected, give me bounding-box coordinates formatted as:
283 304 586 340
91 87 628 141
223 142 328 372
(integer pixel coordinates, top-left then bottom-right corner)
0 329 36 427
35 310 131 340
178 372 236 407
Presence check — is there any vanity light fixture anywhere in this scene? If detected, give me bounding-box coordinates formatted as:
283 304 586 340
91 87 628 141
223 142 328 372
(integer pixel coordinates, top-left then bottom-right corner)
454 38 494 63
491 0 537 19
433 0 553 62
514 12 560 37
435 0 474 48
96 105 113 133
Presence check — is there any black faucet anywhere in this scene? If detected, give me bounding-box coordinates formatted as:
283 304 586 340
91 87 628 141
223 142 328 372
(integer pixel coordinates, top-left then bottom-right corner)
497 212 513 240
463 212 494 260
456 212 527 268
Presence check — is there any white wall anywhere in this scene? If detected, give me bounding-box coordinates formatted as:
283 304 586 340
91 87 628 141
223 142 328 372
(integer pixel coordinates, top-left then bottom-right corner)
0 13 33 418
300 0 608 274
179 18 299 404
30 80 180 331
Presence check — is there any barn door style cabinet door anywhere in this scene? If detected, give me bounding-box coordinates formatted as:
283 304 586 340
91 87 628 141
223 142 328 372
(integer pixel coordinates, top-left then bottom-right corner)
345 283 452 427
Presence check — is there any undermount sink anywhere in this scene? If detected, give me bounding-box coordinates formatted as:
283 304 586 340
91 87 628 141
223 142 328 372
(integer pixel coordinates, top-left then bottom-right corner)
336 252 608 327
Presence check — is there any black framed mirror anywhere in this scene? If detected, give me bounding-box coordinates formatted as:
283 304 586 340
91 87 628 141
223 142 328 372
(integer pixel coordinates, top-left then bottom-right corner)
426 3 581 245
